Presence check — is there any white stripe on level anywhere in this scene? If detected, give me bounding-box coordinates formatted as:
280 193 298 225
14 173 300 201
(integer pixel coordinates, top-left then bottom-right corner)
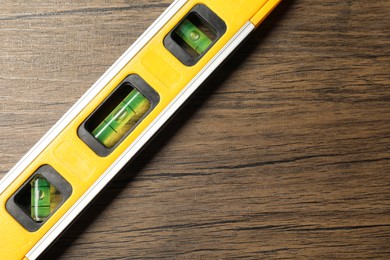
26 20 255 259
0 0 188 195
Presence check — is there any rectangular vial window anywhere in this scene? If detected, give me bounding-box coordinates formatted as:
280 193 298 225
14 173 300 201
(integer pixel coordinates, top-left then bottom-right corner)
164 4 226 66
6 165 72 232
78 75 159 156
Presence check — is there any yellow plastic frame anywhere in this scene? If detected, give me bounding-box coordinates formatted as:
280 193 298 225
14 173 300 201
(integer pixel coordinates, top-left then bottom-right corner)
0 0 281 258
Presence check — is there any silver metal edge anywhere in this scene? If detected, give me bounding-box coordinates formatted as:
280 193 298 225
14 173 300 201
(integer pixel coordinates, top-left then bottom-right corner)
26 20 255 259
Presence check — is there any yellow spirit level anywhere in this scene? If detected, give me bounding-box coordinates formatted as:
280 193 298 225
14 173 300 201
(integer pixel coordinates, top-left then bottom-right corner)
0 0 281 259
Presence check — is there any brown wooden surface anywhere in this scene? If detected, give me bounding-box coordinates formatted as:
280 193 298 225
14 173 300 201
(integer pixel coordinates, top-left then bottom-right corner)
1 0 389 259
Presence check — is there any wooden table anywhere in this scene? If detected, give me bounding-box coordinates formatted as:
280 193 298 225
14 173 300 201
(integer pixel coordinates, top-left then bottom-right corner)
1 0 389 259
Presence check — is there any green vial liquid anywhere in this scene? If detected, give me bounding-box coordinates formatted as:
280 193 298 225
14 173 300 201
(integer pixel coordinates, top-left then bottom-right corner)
92 89 150 148
175 19 212 55
31 177 51 222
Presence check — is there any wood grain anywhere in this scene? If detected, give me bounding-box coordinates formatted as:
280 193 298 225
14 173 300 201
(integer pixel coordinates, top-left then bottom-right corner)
1 0 389 259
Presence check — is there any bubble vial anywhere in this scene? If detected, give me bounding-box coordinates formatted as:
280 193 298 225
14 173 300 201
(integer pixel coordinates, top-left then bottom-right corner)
92 89 150 148
175 18 212 55
30 175 62 222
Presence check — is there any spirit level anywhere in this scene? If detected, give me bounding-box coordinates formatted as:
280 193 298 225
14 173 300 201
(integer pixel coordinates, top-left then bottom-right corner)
0 0 281 259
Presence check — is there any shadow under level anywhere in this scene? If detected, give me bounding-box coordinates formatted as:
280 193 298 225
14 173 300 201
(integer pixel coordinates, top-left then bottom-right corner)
40 2 293 259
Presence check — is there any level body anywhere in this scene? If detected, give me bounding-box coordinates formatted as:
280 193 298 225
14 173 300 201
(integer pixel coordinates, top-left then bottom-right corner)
0 0 281 259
